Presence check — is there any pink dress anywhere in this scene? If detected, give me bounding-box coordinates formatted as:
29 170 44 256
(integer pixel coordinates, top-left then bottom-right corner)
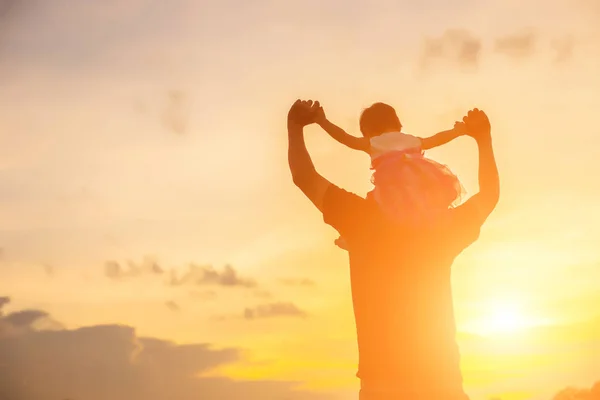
368 132 463 226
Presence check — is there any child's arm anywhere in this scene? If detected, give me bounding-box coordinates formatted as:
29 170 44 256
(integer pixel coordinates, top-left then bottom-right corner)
420 122 466 150
314 105 369 152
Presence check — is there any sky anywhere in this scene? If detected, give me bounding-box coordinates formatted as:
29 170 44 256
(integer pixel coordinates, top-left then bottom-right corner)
1 0 600 399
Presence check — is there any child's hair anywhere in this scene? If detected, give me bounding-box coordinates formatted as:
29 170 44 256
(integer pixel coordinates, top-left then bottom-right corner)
359 102 402 138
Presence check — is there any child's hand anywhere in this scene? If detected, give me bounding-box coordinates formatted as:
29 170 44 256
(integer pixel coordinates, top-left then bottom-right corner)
313 101 327 125
453 121 467 135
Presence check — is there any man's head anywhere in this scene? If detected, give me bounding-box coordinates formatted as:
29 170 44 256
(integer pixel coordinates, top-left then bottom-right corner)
359 103 402 138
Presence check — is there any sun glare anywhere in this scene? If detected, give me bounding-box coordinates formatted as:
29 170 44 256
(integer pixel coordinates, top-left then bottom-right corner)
469 298 533 336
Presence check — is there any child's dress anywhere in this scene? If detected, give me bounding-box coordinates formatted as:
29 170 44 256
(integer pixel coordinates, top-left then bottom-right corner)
367 131 464 226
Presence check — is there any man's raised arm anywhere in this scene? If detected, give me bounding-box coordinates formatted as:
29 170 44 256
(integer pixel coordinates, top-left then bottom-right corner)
455 109 500 225
288 100 332 212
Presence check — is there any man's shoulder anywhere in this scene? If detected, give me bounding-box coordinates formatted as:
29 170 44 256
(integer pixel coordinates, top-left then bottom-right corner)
440 208 483 251
323 185 367 207
322 185 376 235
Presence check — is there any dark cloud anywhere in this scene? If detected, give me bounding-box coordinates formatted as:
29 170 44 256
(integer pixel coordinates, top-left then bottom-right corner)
0 301 63 337
162 89 190 135
165 301 180 312
552 381 600 400
419 29 482 71
0 296 9 311
3 310 49 328
104 257 164 280
170 264 256 288
0 0 16 18
279 278 316 287
0 302 333 400
494 30 537 59
244 302 307 320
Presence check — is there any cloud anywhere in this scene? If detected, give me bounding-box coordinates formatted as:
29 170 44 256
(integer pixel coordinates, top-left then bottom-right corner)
104 260 259 291
494 30 537 59
552 36 575 63
0 0 175 70
0 301 333 400
279 278 316 287
577 0 600 17
170 264 256 288
161 89 190 135
165 301 180 312
0 296 9 311
3 310 49 328
0 300 63 337
419 29 482 71
0 0 16 18
104 257 165 280
253 290 272 299
42 264 54 277
419 29 575 72
244 302 307 320
190 290 218 301
552 381 600 400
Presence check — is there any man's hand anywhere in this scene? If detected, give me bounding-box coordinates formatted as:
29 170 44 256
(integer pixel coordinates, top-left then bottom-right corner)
463 108 491 141
453 107 499 230
287 99 332 212
288 99 320 129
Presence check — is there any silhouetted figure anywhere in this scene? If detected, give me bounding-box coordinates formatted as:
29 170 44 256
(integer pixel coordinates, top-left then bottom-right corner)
313 101 467 249
287 100 499 400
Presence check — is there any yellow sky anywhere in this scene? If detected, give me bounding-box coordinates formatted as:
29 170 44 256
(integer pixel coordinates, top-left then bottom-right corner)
1 1 600 399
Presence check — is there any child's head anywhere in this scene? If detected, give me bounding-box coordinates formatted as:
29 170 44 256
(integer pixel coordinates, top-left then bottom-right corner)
359 103 402 138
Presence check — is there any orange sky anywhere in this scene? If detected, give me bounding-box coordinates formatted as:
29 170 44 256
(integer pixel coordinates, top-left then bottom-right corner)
1 1 600 399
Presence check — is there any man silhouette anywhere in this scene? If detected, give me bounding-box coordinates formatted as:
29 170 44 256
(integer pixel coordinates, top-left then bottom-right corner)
287 100 500 400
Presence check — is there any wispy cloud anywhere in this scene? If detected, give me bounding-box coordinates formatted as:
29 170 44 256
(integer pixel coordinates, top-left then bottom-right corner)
494 30 537 59
279 278 316 287
104 257 164 280
42 264 55 277
165 300 180 312
252 290 272 299
161 89 190 135
190 290 218 301
419 29 482 71
551 36 575 64
418 28 578 72
169 264 256 288
244 302 307 320
103 260 260 293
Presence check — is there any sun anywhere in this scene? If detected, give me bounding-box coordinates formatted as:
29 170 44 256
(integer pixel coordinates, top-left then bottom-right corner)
468 298 532 336
487 301 526 333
